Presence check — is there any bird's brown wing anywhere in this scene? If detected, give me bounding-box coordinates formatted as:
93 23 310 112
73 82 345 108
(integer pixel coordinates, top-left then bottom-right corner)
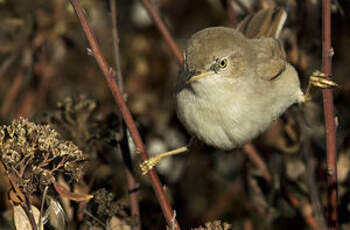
237 7 287 39
238 7 288 81
254 38 286 81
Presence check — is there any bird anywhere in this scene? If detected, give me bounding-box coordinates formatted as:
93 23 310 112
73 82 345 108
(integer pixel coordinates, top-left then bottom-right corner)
140 7 337 175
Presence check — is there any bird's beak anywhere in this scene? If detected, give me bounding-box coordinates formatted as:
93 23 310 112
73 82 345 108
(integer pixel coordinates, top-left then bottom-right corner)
186 72 211 84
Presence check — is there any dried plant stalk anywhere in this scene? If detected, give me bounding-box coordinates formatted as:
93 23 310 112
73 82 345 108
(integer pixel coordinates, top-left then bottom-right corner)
321 0 338 229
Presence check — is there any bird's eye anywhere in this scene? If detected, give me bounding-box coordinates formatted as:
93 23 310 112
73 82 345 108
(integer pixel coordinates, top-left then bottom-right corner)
219 58 228 69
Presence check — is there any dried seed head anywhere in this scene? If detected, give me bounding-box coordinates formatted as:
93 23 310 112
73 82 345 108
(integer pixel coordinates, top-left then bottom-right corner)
192 220 231 230
38 95 99 158
2 149 21 166
0 118 86 194
86 188 134 227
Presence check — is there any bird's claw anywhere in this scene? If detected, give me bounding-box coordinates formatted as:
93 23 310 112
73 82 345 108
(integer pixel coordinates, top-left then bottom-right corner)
139 146 189 176
309 70 338 88
140 156 161 175
303 70 338 102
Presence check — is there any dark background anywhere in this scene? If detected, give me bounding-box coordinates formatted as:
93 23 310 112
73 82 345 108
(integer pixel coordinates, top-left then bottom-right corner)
0 0 350 229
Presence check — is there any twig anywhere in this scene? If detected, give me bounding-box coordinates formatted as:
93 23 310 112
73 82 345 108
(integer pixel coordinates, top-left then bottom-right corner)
19 201 38 230
84 210 106 228
110 0 124 94
321 0 338 229
138 0 183 64
109 1 141 229
283 191 319 230
68 0 179 228
243 144 271 183
0 53 17 78
305 153 327 230
5 166 37 230
121 125 142 230
298 112 327 230
38 186 49 229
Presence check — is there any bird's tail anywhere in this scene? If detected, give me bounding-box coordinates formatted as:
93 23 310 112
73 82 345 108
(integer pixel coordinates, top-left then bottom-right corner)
237 7 287 39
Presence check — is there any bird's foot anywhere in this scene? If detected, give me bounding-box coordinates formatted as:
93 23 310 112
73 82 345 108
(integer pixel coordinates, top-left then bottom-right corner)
140 146 189 175
304 70 338 101
309 70 337 88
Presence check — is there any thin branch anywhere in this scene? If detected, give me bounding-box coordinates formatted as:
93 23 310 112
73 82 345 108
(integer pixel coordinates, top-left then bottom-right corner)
243 144 271 183
9 174 37 230
118 118 144 230
109 1 141 229
298 111 327 230
84 210 106 228
38 186 49 229
321 0 338 229
138 0 183 64
110 0 123 93
0 52 17 78
68 0 179 228
305 152 327 230
283 191 320 230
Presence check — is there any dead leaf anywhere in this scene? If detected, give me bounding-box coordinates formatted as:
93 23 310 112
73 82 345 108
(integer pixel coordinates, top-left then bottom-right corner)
107 216 131 230
54 182 93 202
46 196 68 230
13 205 42 230
57 175 73 221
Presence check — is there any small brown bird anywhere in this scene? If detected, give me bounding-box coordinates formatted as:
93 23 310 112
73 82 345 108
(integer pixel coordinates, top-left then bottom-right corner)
140 7 336 175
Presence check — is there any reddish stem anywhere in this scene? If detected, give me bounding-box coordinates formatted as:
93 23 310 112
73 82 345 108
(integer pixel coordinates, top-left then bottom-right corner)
68 0 179 228
321 0 337 229
243 144 271 183
283 191 319 230
109 1 141 229
139 0 183 64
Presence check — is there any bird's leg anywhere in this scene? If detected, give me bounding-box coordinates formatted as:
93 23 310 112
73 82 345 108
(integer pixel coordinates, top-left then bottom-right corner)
303 70 338 101
140 138 195 175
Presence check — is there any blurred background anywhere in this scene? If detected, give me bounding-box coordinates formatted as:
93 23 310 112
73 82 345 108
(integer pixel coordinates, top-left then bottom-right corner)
0 0 350 229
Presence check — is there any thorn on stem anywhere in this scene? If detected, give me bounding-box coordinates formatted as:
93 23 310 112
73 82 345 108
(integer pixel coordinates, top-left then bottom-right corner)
170 210 177 230
328 47 334 57
135 148 142 155
109 67 116 77
334 116 339 128
328 168 334 176
86 48 93 56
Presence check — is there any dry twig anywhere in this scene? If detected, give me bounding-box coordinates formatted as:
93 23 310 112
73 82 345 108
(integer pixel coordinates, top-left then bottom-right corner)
139 0 183 64
68 0 179 228
109 1 141 229
321 0 338 229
